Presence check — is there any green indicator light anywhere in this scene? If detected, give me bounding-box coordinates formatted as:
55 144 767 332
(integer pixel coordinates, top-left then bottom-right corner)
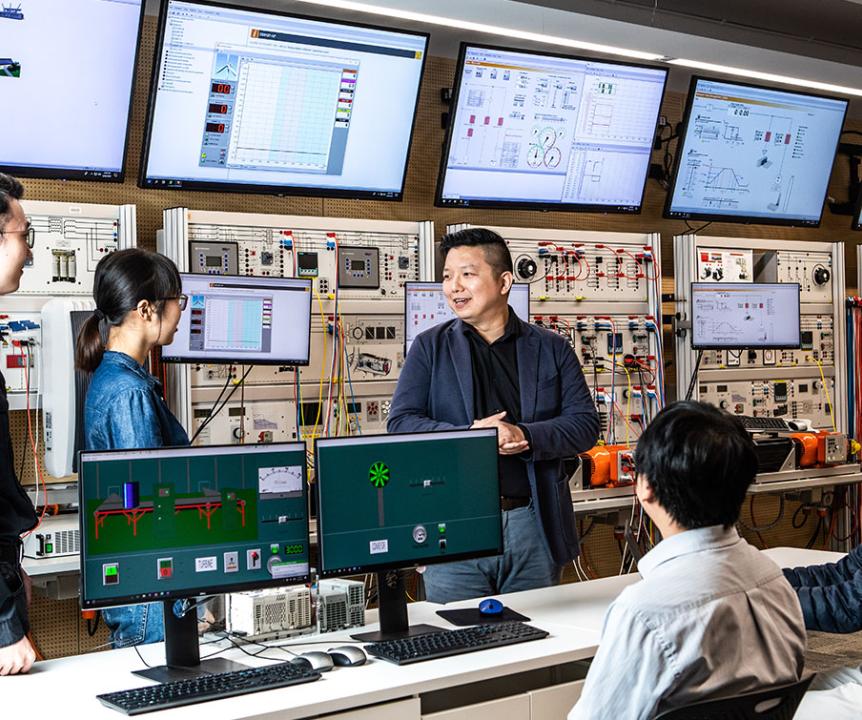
369 461 390 488
270 544 279 554
46 543 53 553
105 567 118 576
438 524 446 534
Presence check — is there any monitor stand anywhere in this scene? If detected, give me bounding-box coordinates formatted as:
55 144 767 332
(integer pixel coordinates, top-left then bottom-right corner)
351 570 442 643
132 599 248 683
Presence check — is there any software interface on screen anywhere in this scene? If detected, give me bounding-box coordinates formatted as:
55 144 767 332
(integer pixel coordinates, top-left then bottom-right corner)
691 283 801 349
161 274 312 364
404 282 531 354
79 444 309 607
0 0 142 178
142 1 427 195
316 430 502 576
667 79 847 225
437 45 667 209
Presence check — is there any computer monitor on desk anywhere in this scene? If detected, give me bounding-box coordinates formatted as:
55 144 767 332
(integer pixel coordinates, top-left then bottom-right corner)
79 443 310 682
315 428 502 642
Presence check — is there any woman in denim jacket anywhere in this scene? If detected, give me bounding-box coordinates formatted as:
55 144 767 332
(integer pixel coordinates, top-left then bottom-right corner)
76 248 189 648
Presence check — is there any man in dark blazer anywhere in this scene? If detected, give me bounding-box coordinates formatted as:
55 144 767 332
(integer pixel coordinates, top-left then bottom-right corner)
388 228 599 602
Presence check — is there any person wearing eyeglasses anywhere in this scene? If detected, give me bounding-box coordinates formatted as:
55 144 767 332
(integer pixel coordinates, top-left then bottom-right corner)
75 248 189 649
0 174 38 675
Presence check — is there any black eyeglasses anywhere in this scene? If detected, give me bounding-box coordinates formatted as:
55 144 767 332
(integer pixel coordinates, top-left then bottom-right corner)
1 225 34 249
161 294 188 311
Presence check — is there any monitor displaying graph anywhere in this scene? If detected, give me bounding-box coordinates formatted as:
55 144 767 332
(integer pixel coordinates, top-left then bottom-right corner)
160 274 312 365
435 43 668 212
690 282 801 349
666 77 847 226
140 0 427 199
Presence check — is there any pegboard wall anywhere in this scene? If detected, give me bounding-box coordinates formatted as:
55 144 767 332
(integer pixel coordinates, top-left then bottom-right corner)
17 15 862 659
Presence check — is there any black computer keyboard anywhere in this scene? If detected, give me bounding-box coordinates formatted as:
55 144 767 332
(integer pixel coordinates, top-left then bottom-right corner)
96 662 321 715
737 415 793 432
365 621 549 665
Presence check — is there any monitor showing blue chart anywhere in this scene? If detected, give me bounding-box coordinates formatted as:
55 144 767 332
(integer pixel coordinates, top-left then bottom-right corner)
436 44 668 211
691 283 801 349
140 0 427 198
161 274 312 365
404 282 531 354
666 77 848 226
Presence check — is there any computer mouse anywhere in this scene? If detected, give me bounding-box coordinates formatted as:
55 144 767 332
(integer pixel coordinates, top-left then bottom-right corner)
327 645 368 667
478 598 504 616
291 651 334 672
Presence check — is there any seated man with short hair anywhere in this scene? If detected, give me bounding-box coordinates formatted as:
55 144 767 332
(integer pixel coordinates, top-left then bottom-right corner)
569 401 806 720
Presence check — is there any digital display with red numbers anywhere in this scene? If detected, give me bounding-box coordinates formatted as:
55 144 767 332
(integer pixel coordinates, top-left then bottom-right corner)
205 122 225 133
210 82 232 95
208 103 228 114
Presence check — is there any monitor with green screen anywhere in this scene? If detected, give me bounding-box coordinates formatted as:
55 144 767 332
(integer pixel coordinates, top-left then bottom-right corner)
79 443 310 609
315 429 502 577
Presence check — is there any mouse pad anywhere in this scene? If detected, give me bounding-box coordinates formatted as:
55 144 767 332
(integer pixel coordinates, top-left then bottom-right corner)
436 607 530 626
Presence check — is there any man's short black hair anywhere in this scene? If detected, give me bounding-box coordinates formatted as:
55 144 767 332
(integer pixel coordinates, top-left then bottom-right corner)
0 173 24 231
634 401 757 529
440 228 513 277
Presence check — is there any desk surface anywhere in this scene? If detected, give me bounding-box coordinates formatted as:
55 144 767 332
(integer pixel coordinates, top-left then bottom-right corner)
10 546 845 719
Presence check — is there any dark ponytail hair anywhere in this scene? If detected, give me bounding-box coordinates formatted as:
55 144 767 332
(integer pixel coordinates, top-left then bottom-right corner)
75 248 182 373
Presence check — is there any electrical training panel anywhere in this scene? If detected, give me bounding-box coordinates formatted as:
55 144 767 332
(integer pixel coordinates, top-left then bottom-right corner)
676 236 858 491
0 201 135 420
447 225 664 504
159 209 433 454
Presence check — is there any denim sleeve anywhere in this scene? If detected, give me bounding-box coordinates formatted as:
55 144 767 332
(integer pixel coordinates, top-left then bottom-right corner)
0 568 27 648
783 546 862 633
99 388 165 449
783 544 862 588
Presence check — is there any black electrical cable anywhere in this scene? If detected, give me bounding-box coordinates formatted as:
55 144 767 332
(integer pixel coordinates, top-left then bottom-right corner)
188 370 232 444
683 220 713 235
190 366 253 443
684 349 704 402
738 494 785 532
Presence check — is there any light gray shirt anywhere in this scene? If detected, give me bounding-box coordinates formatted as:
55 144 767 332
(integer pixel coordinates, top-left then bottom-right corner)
569 526 806 720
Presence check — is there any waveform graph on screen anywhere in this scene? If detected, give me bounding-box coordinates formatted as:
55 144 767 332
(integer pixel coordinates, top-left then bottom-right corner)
85 456 259 557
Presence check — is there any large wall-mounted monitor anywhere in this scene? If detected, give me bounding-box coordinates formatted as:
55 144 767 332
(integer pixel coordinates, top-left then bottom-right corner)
690 282 801 350
0 0 144 181
140 0 428 199
161 274 312 366
404 281 531 355
666 77 847 227
435 43 668 212
79 443 310 610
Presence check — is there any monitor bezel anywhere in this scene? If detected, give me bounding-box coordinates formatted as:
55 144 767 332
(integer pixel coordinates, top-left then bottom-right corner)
664 75 849 228
160 273 313 366
78 441 311 610
852 187 862 231
138 0 429 200
434 41 669 213
0 0 146 183
689 281 802 350
403 280 532 356
314 428 504 578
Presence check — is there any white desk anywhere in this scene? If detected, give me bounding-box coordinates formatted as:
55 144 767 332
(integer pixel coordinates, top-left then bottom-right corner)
7 547 844 720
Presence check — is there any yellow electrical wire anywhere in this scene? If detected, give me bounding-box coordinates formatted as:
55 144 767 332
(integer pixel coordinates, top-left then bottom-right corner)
311 288 329 438
816 361 838 432
613 361 634 446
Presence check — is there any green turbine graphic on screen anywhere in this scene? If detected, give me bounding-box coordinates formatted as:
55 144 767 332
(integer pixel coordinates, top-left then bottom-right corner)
369 461 390 489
